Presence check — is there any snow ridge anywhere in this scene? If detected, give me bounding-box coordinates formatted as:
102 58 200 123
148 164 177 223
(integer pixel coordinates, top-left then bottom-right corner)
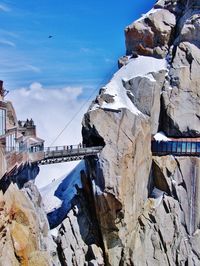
40 161 84 214
92 56 167 115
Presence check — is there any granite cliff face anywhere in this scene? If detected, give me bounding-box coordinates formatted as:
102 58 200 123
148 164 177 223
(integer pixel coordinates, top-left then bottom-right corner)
80 0 200 265
125 0 200 136
0 180 59 265
1 0 200 265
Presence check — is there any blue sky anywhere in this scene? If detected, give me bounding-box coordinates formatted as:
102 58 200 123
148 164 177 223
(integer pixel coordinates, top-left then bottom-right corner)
0 0 155 92
1 0 156 185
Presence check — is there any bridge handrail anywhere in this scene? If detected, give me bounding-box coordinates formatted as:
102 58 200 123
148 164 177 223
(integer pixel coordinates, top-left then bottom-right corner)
43 145 103 153
3 145 103 154
152 140 200 155
44 144 81 152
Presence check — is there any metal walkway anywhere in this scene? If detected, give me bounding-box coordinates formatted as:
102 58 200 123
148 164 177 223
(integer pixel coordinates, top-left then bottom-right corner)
29 145 103 165
152 139 200 156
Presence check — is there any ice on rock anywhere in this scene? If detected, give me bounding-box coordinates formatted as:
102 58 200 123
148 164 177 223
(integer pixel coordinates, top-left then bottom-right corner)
94 56 167 115
154 131 171 142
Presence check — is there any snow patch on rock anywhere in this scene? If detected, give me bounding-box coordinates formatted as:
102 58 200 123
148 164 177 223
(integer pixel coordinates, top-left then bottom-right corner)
92 180 104 196
40 161 85 214
154 131 171 142
93 56 167 115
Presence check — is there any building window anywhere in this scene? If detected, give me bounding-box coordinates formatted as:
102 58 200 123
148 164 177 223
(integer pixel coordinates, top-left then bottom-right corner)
0 108 6 136
6 133 16 152
191 142 196 153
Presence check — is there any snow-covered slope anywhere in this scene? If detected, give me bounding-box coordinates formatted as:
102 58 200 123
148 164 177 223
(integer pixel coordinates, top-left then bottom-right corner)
40 161 85 228
92 56 167 114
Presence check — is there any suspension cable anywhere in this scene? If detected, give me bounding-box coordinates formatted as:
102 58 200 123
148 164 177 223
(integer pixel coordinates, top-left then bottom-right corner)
50 64 117 146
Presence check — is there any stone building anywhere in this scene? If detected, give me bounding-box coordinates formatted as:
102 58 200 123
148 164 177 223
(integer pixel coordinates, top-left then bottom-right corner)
0 80 44 178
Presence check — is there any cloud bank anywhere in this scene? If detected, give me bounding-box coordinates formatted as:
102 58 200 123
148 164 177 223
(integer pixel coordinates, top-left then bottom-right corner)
7 82 89 188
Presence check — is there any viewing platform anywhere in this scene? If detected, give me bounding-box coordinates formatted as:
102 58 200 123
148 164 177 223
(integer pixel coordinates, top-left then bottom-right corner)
152 138 200 156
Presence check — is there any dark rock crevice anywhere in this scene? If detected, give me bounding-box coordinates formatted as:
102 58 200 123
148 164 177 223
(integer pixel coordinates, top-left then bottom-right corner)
0 163 39 193
82 114 105 148
151 161 171 195
55 174 106 265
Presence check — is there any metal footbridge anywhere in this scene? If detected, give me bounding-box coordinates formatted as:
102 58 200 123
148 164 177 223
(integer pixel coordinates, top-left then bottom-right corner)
29 145 103 165
152 138 200 156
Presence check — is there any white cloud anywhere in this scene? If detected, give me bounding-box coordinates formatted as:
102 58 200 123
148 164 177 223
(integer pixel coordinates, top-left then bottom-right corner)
0 39 15 47
8 82 86 145
25 64 41 73
0 3 10 12
0 29 18 38
7 82 90 188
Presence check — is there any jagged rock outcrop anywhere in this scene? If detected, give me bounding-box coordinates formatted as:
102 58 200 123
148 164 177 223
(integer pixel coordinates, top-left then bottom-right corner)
83 108 152 265
130 156 200 265
81 0 200 265
132 195 200 265
56 180 105 265
0 182 60 265
124 0 200 137
125 8 176 58
123 69 166 134
161 42 200 136
152 156 200 236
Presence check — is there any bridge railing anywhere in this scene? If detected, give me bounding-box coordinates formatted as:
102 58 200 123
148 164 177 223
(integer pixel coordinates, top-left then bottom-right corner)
152 140 200 156
4 144 86 154
43 144 83 152
3 144 103 154
43 145 103 157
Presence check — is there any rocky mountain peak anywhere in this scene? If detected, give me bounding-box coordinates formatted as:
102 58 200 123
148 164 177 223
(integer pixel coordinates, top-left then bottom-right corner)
79 0 200 264
1 0 200 265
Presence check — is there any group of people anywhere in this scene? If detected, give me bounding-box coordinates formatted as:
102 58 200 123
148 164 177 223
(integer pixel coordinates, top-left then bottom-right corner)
64 143 83 151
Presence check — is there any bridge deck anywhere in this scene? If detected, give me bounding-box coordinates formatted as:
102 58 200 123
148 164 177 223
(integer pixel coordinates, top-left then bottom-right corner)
29 145 103 165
